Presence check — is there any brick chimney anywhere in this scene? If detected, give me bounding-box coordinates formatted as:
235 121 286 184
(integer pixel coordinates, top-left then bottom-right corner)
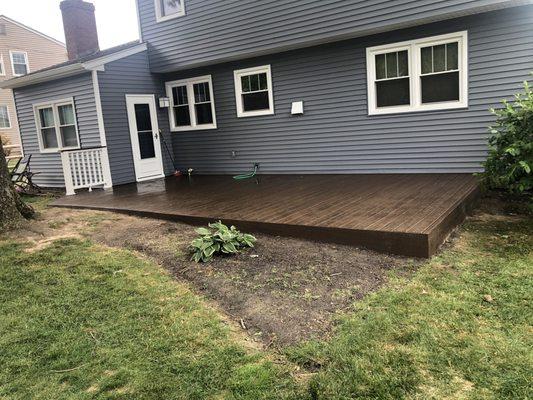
60 0 100 61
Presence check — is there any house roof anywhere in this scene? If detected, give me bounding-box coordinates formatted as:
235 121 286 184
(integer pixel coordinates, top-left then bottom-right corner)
0 15 65 47
0 41 147 89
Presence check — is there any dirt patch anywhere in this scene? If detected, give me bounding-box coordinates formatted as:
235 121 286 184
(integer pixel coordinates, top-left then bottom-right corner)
85 213 418 347
7 204 419 347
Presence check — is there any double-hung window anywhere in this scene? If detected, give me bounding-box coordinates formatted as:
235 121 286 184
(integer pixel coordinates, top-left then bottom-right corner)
367 31 467 115
234 65 274 117
34 98 80 152
10 51 29 76
0 105 11 129
166 75 217 131
155 0 185 22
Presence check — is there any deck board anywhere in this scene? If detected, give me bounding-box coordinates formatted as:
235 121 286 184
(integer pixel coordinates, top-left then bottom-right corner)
52 174 479 257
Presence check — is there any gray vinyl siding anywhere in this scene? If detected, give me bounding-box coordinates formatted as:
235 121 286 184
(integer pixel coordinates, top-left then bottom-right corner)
138 0 526 72
162 6 533 174
98 50 174 185
13 73 99 187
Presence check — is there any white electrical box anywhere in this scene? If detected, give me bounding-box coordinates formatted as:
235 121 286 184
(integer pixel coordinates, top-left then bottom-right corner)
291 101 304 115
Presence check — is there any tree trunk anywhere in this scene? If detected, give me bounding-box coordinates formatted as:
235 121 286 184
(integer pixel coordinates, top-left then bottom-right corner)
0 142 35 232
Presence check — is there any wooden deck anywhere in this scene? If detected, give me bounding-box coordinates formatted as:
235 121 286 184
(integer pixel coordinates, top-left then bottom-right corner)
52 174 479 258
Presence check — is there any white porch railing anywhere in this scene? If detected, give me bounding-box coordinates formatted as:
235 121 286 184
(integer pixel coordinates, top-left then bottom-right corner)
61 147 112 196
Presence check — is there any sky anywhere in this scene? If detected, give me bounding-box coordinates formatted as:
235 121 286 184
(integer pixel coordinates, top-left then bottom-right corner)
1 0 139 49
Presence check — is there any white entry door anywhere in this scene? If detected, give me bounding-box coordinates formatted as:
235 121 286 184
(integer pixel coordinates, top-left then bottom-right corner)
126 94 165 181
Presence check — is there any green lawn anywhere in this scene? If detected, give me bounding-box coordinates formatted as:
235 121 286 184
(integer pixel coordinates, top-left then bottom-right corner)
0 200 531 399
288 217 533 399
0 240 302 399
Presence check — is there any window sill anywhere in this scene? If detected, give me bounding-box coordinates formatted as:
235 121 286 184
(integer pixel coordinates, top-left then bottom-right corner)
368 101 468 116
237 109 275 118
40 146 80 154
170 124 217 132
155 12 185 23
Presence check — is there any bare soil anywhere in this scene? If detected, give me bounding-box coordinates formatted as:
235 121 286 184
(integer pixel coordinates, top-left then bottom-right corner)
10 203 420 347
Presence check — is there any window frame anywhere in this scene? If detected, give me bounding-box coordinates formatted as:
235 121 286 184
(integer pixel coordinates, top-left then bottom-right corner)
165 75 217 132
154 0 185 23
366 31 468 115
0 104 11 129
234 65 275 118
0 54 5 76
9 50 30 77
33 97 80 153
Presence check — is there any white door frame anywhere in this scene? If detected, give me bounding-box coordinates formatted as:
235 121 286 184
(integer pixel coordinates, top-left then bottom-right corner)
126 94 165 182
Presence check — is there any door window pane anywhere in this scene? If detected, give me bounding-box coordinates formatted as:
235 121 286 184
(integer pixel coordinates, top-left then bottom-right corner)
60 126 78 147
134 103 152 132
134 104 155 159
376 78 410 107
138 131 156 159
421 71 459 103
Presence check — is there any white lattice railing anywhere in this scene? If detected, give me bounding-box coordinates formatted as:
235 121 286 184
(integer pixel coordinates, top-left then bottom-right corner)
61 147 112 195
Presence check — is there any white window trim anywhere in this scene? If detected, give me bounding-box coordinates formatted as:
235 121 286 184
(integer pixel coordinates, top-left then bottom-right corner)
234 65 275 118
0 54 5 76
0 104 11 129
33 97 80 153
9 50 30 77
166 75 217 132
366 31 468 115
154 0 185 23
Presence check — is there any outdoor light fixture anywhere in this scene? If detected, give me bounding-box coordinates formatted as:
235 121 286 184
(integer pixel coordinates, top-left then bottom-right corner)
159 97 170 108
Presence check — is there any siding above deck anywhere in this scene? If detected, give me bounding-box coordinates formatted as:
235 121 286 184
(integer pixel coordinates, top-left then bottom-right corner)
13 73 99 187
137 0 528 72
162 6 533 174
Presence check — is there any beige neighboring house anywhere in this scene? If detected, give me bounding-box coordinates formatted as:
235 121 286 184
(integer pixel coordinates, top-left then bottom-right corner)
0 15 67 158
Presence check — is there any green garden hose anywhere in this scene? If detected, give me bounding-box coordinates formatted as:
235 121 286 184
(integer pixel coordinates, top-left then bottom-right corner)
233 163 259 180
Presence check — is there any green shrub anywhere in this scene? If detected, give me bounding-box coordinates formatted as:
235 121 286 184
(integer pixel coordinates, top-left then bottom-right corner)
189 221 257 263
481 80 533 193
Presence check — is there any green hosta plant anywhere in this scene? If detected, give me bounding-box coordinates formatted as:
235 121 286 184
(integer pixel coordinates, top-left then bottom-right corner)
190 221 257 263
481 80 533 193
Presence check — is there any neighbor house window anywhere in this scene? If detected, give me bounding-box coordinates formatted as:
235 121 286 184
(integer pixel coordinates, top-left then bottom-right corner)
366 31 467 115
0 55 5 76
0 105 11 129
34 98 80 152
234 65 274 118
165 75 217 131
155 0 185 22
10 51 29 76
